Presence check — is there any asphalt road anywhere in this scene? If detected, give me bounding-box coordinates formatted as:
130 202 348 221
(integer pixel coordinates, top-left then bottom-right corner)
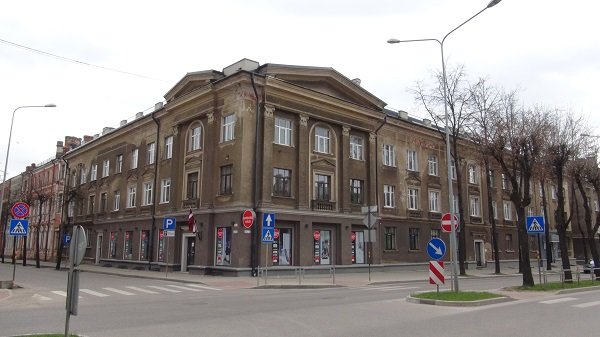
1 263 599 337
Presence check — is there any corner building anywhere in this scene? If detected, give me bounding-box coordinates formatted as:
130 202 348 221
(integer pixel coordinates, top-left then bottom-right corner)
63 59 520 275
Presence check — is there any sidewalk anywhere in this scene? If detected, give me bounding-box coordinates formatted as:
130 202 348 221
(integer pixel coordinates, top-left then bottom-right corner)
3 259 544 289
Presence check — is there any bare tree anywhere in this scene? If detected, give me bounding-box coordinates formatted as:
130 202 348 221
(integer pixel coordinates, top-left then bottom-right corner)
483 94 548 287
411 64 473 275
545 110 587 282
466 77 502 274
30 184 52 268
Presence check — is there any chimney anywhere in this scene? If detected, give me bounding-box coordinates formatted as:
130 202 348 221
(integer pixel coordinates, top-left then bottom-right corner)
83 135 94 143
423 118 431 127
102 127 115 135
135 112 143 119
120 120 127 127
94 134 100 139
351 78 361 86
154 102 164 111
399 110 408 120
55 141 64 158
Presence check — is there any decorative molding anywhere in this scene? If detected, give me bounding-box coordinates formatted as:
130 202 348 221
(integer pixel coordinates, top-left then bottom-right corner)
342 125 350 137
369 133 376 143
300 114 309 127
264 104 275 118
207 112 214 124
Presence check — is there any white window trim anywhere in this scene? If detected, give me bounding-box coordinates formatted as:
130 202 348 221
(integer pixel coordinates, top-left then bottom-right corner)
384 184 395 208
143 182 153 206
429 190 440 213
428 155 438 176
274 117 293 146
407 187 419 210
407 150 418 171
160 179 171 204
349 135 364 160
383 144 396 167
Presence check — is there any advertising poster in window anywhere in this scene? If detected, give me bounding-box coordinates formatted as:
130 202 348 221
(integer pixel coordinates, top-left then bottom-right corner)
272 229 279 264
280 229 291 265
352 231 365 264
109 231 117 258
216 227 232 266
158 230 164 262
313 230 320 264
124 231 133 260
320 230 331 265
140 230 149 260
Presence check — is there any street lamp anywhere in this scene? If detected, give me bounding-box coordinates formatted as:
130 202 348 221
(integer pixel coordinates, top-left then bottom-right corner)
0 104 56 264
388 0 501 291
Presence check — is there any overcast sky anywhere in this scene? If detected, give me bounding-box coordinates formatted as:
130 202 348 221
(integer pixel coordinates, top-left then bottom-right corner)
1 0 598 179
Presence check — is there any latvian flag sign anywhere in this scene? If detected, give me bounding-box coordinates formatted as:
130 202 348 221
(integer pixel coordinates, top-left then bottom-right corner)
188 209 197 233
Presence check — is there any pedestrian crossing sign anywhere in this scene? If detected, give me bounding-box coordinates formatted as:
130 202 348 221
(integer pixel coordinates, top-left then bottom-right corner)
526 216 545 234
9 219 29 236
262 228 274 243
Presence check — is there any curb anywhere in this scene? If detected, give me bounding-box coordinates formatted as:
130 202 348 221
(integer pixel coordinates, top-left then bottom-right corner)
555 285 600 295
254 284 343 289
406 294 513 307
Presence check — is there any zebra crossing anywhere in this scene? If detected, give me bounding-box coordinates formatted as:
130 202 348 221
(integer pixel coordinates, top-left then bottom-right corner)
539 296 600 309
360 285 420 292
33 283 221 302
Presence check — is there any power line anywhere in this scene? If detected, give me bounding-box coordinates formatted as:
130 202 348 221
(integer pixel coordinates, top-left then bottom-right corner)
0 36 169 82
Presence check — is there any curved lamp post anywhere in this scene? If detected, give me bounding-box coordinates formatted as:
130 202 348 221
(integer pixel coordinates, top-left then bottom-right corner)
1 104 56 265
387 0 501 291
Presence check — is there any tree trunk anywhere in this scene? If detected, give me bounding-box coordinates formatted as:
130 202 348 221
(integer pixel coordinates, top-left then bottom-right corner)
484 159 500 274
452 142 467 276
35 226 41 268
22 236 27 266
516 205 534 286
555 168 573 282
540 180 552 270
575 176 600 278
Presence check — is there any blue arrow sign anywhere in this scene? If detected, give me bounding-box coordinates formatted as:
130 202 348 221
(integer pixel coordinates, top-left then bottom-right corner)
163 217 176 230
263 213 275 228
526 216 545 234
9 219 29 237
427 238 446 260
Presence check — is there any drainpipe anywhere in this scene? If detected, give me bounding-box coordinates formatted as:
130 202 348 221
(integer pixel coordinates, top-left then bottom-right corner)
149 111 161 269
55 158 69 270
250 72 261 276
369 112 387 270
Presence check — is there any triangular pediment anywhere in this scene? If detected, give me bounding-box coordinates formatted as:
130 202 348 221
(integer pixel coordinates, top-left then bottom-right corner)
259 64 386 110
311 157 337 169
164 70 224 102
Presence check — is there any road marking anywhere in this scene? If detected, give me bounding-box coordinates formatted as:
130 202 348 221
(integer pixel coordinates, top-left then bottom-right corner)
363 286 419 291
539 297 578 304
166 284 203 292
148 285 181 293
80 289 110 297
32 294 52 301
126 286 159 294
51 291 68 297
573 300 600 308
185 283 222 291
103 287 135 295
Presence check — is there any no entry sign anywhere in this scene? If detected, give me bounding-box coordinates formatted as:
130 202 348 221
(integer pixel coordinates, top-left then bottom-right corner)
441 213 459 233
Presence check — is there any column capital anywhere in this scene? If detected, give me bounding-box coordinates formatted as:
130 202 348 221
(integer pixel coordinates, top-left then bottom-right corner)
207 112 214 124
342 125 350 137
369 133 376 143
300 114 309 127
264 104 275 118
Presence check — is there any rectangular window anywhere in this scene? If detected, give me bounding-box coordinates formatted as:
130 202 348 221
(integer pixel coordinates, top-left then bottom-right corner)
314 126 330 154
502 174 509 190
88 195 95 215
273 168 292 197
187 172 198 199
189 127 201 152
428 154 438 176
506 234 513 251
492 201 497 219
90 164 97 181
350 179 363 204
80 167 87 184
165 136 173 159
468 165 478 184
160 179 171 203
384 227 396 250
127 186 136 208
452 194 459 214
220 165 233 195
409 228 420 250
124 231 133 260
109 231 118 258
431 229 441 238
147 142 155 165
429 190 440 212
100 192 107 212
503 201 512 220
349 135 364 160
102 159 110 177
488 170 494 187
470 196 481 217
113 191 120 211
384 185 395 208
140 230 149 260
131 148 139 169
407 188 419 210
274 117 292 146
383 144 395 167
116 154 123 173
222 114 235 142
143 182 153 206
450 159 457 180
407 150 418 171
314 174 331 201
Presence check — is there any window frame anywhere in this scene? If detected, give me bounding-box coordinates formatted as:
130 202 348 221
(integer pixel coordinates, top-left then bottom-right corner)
222 114 235 142
383 184 395 208
220 165 233 195
274 116 292 146
113 190 120 211
383 144 396 167
409 228 420 251
116 154 123 173
160 178 171 204
131 148 139 169
407 150 418 171
143 182 153 206
429 190 440 213
273 168 292 197
165 135 173 159
102 159 110 178
188 127 201 152
127 186 136 208
314 173 332 201
147 142 156 165
428 154 438 176
350 179 363 204
470 195 481 217
314 126 331 154
349 135 364 160
407 187 419 210
384 227 396 250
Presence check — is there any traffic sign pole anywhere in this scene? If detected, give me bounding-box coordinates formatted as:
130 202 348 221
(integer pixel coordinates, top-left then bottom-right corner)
449 213 459 292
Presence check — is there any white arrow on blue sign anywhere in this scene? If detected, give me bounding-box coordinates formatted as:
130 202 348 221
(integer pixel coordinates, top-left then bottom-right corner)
263 213 275 228
163 217 176 230
9 219 29 236
427 238 446 260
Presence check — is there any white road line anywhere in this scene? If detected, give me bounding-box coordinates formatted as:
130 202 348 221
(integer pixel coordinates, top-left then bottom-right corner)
126 286 159 294
80 289 110 297
147 285 181 293
539 297 578 304
32 294 52 301
166 284 203 292
363 286 419 291
573 300 600 308
103 287 135 296
51 291 68 297
185 283 222 291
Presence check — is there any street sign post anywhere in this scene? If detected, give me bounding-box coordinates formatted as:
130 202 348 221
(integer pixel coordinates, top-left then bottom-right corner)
162 217 176 231
65 225 87 337
9 219 29 237
262 213 275 243
527 216 546 286
361 205 378 282
427 238 447 261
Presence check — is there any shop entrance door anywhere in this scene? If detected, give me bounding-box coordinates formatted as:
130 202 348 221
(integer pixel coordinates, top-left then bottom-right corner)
474 240 485 267
186 236 195 271
95 233 103 264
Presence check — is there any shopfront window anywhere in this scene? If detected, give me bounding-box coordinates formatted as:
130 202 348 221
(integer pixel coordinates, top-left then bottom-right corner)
124 231 133 260
216 227 232 265
313 230 331 265
140 230 149 260
158 230 165 262
272 228 292 265
109 231 118 258
351 231 365 264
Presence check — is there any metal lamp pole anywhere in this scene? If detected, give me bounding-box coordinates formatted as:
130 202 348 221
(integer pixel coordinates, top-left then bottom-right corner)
388 0 502 291
1 104 56 264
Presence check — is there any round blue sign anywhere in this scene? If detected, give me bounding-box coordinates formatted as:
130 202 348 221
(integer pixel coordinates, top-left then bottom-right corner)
427 238 447 260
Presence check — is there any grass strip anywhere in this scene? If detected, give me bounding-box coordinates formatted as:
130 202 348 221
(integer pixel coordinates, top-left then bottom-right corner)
518 279 600 291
